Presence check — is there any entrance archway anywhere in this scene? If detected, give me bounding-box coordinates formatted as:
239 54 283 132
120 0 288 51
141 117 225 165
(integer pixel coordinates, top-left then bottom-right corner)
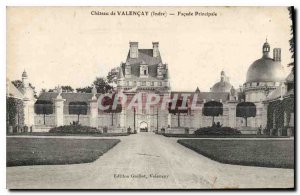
139 121 148 132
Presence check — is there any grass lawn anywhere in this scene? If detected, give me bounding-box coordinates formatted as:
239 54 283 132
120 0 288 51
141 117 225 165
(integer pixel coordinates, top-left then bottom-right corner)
7 137 120 167
163 133 288 138
178 139 294 168
7 132 130 137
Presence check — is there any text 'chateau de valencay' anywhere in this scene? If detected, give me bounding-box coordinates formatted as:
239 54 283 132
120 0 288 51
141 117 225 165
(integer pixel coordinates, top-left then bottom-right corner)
7 40 294 135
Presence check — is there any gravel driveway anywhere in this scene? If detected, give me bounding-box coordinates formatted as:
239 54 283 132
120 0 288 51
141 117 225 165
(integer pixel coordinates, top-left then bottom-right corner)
7 133 294 189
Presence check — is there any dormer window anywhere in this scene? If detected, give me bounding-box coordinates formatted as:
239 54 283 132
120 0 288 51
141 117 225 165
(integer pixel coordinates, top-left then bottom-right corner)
140 62 149 78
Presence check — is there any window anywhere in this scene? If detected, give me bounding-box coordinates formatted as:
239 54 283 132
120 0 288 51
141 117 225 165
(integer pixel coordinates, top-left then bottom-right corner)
127 81 129 86
142 81 146 86
159 82 162 86
151 81 154 86
134 81 137 86
144 70 147 75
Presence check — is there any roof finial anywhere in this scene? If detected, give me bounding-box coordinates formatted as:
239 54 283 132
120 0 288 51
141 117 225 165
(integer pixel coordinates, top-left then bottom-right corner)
22 69 28 77
266 36 268 43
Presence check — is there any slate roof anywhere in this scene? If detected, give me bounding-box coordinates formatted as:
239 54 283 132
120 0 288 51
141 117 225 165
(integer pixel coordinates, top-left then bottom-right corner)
210 81 233 93
170 91 230 103
7 82 24 99
266 86 281 101
37 92 102 105
37 92 104 114
126 49 162 66
266 72 295 101
286 72 294 83
120 49 168 79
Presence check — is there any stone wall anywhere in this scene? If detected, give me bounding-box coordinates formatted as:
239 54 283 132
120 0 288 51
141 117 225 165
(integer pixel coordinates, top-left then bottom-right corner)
64 115 90 126
34 114 55 126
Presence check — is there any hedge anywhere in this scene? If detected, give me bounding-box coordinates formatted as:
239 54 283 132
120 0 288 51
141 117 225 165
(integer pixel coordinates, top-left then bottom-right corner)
49 124 101 134
194 126 241 135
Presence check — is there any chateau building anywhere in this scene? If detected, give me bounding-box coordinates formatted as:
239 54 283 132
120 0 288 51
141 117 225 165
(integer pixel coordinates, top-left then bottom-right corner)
6 40 293 135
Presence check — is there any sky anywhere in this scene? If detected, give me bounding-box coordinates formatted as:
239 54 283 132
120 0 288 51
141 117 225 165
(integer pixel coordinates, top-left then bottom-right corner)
7 6 292 93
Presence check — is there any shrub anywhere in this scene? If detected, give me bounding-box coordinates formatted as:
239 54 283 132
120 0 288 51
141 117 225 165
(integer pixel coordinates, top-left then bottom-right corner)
127 127 132 134
161 128 165 133
134 130 137 134
49 124 101 134
194 126 241 135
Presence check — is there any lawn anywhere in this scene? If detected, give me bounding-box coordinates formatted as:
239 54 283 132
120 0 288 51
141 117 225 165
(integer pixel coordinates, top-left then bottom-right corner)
178 139 294 168
7 137 120 167
163 133 288 138
7 132 130 137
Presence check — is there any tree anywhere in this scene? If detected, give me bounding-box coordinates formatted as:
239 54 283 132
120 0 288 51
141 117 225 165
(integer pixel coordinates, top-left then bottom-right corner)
168 99 188 127
12 80 37 98
107 67 119 87
101 94 122 126
34 100 54 125
48 85 74 93
7 97 24 132
76 86 92 93
93 77 113 94
236 102 256 127
288 7 295 73
61 86 74 92
12 80 23 88
68 102 88 123
202 101 223 126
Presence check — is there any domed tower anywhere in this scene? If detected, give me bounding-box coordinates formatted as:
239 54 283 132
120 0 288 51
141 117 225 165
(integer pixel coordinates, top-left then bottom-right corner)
244 39 285 102
210 70 234 93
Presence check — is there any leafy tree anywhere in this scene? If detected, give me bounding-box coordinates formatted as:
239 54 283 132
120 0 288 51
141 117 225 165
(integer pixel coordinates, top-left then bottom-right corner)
68 102 88 123
202 101 223 126
93 77 113 94
101 94 122 126
61 86 74 92
34 100 54 125
288 7 295 73
48 85 74 93
7 97 24 131
168 99 188 127
107 67 119 87
76 86 92 93
12 80 23 88
12 80 37 98
236 102 256 127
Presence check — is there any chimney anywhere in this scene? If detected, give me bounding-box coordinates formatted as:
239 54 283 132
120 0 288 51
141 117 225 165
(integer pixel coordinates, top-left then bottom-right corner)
129 42 138 58
152 42 159 57
273 48 281 62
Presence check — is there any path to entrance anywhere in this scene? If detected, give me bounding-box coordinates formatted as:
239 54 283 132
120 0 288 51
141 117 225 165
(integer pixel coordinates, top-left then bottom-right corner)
7 133 294 189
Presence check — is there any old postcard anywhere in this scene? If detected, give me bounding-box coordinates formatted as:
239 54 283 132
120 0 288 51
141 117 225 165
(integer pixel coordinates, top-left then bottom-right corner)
6 6 295 189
